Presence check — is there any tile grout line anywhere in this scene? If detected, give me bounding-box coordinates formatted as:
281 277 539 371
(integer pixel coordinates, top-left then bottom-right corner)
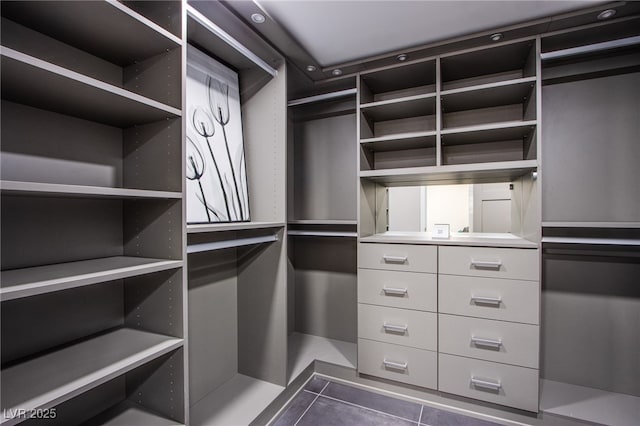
418 404 424 425
315 393 421 425
293 381 330 426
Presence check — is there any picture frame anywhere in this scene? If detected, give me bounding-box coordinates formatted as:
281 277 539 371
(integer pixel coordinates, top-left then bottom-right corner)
186 45 250 223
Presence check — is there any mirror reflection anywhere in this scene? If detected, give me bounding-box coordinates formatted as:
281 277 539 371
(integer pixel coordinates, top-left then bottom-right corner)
387 183 512 234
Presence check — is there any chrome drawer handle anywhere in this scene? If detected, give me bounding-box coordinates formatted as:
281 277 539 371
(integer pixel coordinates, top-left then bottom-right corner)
383 359 408 370
383 286 408 296
471 376 502 391
470 295 502 306
383 323 408 334
471 336 503 348
470 259 502 269
383 255 408 264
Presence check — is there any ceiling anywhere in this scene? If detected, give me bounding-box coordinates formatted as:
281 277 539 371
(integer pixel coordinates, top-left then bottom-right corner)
255 0 603 67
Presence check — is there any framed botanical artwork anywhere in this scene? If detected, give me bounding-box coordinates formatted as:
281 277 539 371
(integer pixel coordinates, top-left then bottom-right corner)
186 45 250 223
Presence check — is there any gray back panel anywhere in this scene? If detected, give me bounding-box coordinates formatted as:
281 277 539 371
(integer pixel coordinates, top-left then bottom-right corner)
542 72 640 222
542 250 640 396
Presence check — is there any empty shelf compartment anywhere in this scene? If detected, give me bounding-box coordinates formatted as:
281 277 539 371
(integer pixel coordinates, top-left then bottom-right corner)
360 59 436 103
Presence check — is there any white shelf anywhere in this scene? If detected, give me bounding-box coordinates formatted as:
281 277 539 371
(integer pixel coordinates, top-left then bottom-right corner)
288 333 357 385
1 257 183 302
1 0 181 66
540 379 640 426
83 401 182 426
187 221 284 234
0 181 181 200
0 46 181 127
0 328 183 426
189 374 283 426
361 232 539 249
360 159 538 185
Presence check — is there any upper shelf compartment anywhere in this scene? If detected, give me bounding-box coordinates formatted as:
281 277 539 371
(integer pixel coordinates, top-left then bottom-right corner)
360 59 436 104
440 39 537 91
0 1 182 110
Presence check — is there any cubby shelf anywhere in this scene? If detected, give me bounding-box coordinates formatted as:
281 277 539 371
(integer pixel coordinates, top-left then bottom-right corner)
360 131 437 151
440 120 537 143
83 401 183 426
0 328 183 426
440 77 536 113
0 257 183 302
0 1 181 65
360 93 436 122
360 159 538 185
187 221 284 234
0 181 182 200
0 47 181 127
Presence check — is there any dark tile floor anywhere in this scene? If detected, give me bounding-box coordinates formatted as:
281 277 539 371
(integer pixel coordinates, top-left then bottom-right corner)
271 376 504 426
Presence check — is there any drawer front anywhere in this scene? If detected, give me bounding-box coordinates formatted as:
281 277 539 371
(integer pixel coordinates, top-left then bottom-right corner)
439 246 539 281
358 304 437 350
439 275 539 324
359 243 437 273
439 354 539 412
358 338 437 389
439 314 539 368
358 269 437 312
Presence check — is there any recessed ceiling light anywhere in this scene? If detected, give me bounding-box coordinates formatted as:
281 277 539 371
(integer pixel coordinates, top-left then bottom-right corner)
597 9 616 20
306 65 317 72
397 54 408 62
251 13 266 24
489 33 503 42
332 69 342 76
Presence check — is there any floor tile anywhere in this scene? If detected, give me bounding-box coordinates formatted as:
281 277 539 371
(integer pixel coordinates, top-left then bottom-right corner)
323 381 422 422
271 391 317 426
303 376 329 394
297 396 416 426
420 405 501 426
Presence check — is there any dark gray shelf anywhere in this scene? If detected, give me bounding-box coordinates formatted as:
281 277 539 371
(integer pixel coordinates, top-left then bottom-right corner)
187 221 285 234
0 328 183 426
82 401 183 426
360 94 436 122
360 59 436 97
360 160 538 186
360 131 437 152
0 47 181 127
0 181 182 200
441 77 536 113
441 121 537 146
0 256 183 301
0 0 180 66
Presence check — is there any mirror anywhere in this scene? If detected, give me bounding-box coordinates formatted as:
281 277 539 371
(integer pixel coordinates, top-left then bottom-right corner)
387 183 512 234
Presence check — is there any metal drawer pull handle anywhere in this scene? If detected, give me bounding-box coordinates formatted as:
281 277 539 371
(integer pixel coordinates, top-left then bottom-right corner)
471 336 503 348
383 323 408 334
383 286 408 296
383 255 408 264
383 359 408 370
471 295 502 306
470 259 502 269
471 377 502 391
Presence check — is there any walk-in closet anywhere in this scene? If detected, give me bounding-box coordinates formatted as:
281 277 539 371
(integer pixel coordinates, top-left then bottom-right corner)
1 1 638 426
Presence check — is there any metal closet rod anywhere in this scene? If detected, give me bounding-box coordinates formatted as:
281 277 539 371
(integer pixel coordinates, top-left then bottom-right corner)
541 35 640 61
187 234 278 254
287 230 357 238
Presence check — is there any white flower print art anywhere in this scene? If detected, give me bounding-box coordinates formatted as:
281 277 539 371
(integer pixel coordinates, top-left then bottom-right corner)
186 46 250 223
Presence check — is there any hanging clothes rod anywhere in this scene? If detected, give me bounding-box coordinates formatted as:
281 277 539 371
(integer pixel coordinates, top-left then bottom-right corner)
187 234 278 254
287 88 357 107
287 230 357 238
541 35 640 61
542 236 640 246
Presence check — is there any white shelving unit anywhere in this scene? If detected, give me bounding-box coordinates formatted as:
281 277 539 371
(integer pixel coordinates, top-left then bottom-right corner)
1 1 186 424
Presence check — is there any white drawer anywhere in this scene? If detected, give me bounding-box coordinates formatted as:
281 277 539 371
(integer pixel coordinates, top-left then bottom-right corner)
439 314 539 368
358 338 437 389
439 353 539 412
359 243 437 273
439 275 539 324
358 304 437 350
358 269 437 312
439 246 539 281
